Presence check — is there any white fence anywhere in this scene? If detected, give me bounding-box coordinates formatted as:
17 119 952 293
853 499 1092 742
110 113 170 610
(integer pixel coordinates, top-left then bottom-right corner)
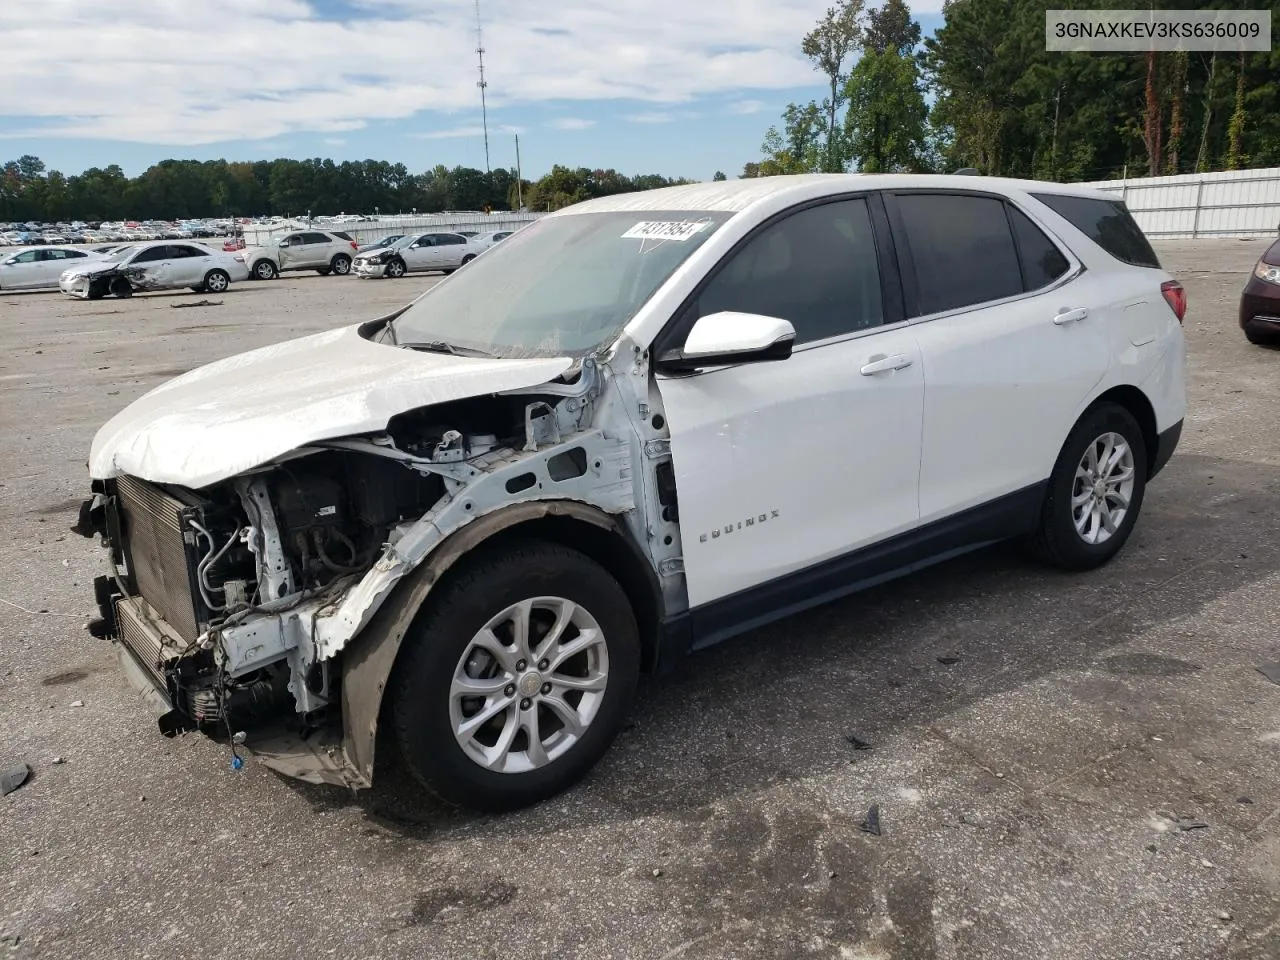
1078 166 1280 239
240 211 543 246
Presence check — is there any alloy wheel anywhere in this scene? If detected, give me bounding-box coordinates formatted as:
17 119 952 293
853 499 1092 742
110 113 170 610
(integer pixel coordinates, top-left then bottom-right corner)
449 597 609 774
1071 431 1136 545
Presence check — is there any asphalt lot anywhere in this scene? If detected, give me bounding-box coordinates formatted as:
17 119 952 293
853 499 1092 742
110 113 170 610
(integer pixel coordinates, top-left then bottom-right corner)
2 244 1279 960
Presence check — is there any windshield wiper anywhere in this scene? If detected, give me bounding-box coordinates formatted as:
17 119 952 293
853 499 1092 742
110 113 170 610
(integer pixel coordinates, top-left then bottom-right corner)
402 339 496 358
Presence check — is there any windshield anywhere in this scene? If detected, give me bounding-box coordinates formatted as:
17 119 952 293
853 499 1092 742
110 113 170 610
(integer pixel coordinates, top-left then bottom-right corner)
391 210 730 359
104 245 137 260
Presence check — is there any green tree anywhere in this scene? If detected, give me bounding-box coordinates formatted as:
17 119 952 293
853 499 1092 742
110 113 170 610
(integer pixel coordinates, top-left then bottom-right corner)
712 170 727 181
864 0 921 55
801 0 865 171
844 49 930 172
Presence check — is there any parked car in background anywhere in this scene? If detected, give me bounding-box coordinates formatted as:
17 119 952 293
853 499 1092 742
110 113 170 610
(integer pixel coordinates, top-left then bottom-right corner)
1239 237 1280 345
472 229 515 250
242 230 359 280
59 241 248 299
352 231 483 279
0 246 110 291
357 234 405 253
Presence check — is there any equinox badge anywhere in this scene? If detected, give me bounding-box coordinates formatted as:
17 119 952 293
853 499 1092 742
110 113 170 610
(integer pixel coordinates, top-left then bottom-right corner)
698 510 780 543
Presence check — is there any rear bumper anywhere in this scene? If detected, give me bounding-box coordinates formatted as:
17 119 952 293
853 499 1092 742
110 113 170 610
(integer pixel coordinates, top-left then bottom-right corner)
1149 418 1182 480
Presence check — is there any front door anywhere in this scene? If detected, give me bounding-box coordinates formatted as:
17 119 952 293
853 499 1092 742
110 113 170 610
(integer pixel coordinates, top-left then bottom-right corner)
655 195 924 612
277 233 307 269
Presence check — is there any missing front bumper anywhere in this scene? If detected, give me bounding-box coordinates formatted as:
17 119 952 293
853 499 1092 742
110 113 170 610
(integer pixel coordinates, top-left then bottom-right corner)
108 594 368 790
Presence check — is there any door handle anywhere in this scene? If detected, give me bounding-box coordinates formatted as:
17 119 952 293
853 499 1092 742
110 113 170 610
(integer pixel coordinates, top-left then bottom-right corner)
860 354 913 375
1052 307 1088 325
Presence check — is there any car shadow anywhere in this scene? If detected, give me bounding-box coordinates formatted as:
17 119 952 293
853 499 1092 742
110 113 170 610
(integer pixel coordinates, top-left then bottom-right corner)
279 451 1280 840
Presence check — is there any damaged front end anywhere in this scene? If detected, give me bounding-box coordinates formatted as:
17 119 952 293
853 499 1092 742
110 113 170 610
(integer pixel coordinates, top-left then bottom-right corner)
76 357 645 788
61 262 149 299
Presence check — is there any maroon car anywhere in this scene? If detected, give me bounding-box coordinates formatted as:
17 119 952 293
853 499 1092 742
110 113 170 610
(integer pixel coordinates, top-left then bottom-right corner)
1240 237 1280 345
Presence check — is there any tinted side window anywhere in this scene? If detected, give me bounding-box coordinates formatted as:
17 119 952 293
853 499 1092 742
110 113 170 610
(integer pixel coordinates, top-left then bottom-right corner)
1030 193 1160 268
132 246 169 263
303 232 331 244
169 245 203 258
11 251 38 263
896 194 1022 315
1008 207 1070 290
692 198 884 345
64 249 87 258
440 234 467 245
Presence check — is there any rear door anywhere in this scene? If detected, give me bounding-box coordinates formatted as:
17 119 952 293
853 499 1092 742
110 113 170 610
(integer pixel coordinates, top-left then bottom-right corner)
165 244 209 284
303 232 336 267
885 191 1112 524
436 233 469 268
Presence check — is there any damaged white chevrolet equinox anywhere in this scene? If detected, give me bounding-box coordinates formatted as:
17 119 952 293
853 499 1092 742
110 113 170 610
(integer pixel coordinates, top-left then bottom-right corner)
76 175 1187 811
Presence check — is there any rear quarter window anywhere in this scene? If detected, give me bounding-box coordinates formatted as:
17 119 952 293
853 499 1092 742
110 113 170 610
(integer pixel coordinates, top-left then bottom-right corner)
1031 193 1160 269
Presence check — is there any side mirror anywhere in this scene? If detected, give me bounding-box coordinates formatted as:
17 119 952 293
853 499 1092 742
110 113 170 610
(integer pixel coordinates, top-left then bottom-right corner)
659 311 796 370
278 239 290 247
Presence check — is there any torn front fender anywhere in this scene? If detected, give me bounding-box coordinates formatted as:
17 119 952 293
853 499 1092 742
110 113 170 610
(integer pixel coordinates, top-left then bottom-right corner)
339 499 629 784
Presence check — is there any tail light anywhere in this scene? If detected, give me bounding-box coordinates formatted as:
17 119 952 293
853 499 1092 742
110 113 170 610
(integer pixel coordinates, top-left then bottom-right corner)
1160 280 1186 324
350 240 358 250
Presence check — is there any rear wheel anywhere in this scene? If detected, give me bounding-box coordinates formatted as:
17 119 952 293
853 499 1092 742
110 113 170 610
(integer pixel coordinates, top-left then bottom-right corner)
330 254 352 275
202 269 230 293
390 541 641 812
461 254 476 266
1028 402 1147 571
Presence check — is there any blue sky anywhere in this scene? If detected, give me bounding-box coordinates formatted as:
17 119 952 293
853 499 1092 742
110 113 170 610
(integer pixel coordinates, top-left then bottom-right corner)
0 0 943 182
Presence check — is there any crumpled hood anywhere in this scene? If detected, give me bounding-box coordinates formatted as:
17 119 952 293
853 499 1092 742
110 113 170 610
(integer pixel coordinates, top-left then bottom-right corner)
89 323 573 488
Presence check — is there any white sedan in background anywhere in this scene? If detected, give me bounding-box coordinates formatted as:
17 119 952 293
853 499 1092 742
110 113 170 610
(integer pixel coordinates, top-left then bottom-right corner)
352 231 486 279
0 246 111 291
59 241 249 299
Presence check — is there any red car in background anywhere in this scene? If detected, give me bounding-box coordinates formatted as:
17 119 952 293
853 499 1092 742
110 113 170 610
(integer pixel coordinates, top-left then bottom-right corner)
223 236 246 252
1240 237 1280 345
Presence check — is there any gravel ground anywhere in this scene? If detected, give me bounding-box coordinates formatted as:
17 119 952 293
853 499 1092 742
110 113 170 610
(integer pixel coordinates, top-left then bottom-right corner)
2 244 1279 960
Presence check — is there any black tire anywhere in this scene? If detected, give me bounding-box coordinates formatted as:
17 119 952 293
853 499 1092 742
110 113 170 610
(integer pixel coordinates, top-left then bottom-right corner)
110 277 133 298
189 286 203 292
386 258 406 278
86 280 106 300
390 541 641 812
461 254 476 265
202 269 230 294
330 254 352 275
1245 327 1280 346
252 259 277 280
316 267 332 276
1028 402 1148 571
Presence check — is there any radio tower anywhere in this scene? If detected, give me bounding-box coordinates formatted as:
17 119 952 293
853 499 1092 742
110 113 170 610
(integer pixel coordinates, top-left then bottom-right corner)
474 0 491 174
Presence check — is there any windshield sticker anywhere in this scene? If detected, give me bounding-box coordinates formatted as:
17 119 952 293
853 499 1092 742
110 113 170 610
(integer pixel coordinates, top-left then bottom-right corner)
621 220 710 242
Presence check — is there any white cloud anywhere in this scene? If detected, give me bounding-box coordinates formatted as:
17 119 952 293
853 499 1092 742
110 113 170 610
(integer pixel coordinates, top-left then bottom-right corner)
411 124 525 140
0 0 844 146
324 138 347 146
625 110 702 124
726 99 768 115
548 117 597 130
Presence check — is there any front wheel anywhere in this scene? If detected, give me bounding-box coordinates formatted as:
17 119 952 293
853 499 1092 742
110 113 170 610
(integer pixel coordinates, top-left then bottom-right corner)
386 258 406 278
252 259 277 280
202 269 230 293
390 541 641 812
1028 402 1148 571
110 277 133 298
330 254 352 275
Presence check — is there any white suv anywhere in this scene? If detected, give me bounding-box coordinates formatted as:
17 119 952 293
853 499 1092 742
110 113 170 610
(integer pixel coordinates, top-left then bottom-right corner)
243 230 359 280
78 174 1186 812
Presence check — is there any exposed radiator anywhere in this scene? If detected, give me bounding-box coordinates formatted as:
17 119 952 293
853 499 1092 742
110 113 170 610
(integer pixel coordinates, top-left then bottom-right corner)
115 475 206 642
